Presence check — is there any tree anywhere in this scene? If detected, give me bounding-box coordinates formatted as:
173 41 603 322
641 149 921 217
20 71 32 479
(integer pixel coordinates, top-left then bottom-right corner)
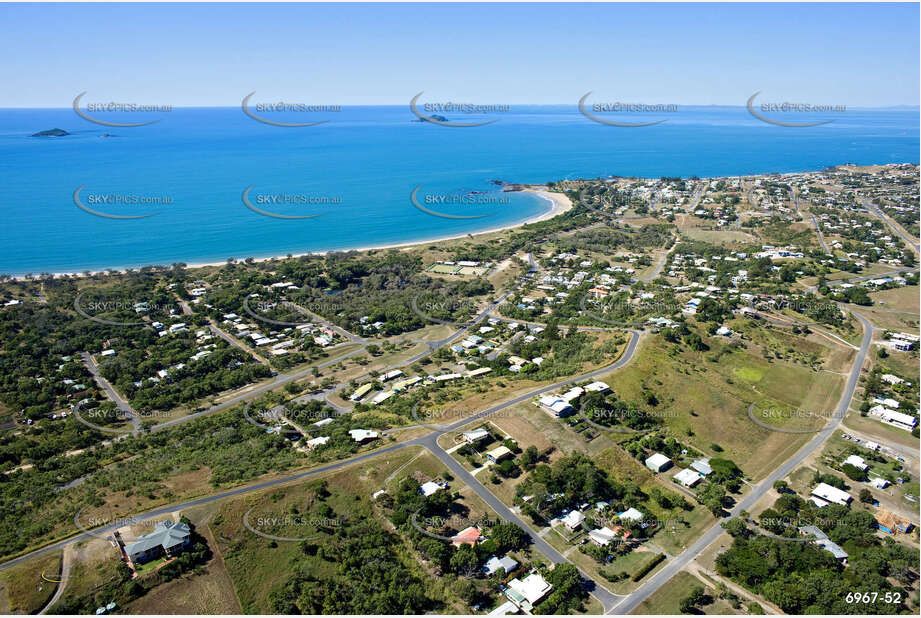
721 518 750 538
520 445 539 469
450 545 479 577
841 463 866 482
679 585 708 613
859 488 874 504
492 522 528 552
772 480 788 493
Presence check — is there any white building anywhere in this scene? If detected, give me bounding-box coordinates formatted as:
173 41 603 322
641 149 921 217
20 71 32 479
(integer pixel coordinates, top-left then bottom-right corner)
561 510 585 531
645 453 672 473
811 482 852 506
843 455 868 471
673 468 703 487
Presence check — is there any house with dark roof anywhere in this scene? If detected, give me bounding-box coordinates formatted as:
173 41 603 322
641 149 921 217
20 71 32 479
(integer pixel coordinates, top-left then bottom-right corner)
123 520 191 565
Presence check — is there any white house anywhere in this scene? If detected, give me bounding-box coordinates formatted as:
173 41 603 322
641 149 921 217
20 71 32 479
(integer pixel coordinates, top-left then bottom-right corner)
673 468 703 488
505 574 552 612
348 429 379 443
419 481 443 497
561 510 585 532
843 455 868 471
811 482 852 506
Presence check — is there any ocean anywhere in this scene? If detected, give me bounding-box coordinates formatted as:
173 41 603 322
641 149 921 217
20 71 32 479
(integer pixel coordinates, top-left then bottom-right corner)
0 105 917 275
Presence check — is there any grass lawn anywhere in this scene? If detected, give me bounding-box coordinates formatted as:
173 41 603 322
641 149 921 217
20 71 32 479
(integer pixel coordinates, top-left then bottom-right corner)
629 570 742 615
133 556 168 577
0 550 62 614
596 331 847 480
600 549 668 594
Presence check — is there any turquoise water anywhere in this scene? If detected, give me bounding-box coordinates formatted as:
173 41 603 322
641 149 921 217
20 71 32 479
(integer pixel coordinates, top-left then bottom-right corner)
0 105 917 275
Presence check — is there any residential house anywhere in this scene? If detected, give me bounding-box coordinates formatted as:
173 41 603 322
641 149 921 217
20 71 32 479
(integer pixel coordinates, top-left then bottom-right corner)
505 574 552 612
483 554 519 576
810 483 852 507
123 520 191 565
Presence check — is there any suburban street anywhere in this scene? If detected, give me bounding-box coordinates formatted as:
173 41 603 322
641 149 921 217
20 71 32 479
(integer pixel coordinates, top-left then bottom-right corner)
862 198 920 253
610 310 875 614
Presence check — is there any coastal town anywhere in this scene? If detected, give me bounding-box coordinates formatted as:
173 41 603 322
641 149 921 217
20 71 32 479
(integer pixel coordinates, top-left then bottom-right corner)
0 162 917 615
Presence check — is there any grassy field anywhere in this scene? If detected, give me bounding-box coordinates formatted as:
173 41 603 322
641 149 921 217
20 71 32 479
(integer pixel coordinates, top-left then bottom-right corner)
596 331 847 480
49 537 123 613
859 285 921 331
683 228 758 245
600 549 668 594
204 448 491 614
0 551 62 614
629 570 742 615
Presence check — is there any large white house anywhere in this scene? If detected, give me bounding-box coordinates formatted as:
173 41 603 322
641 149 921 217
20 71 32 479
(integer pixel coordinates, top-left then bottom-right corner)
811 482 852 506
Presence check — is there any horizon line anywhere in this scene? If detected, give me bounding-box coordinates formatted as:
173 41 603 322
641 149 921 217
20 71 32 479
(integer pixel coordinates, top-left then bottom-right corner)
3 103 919 110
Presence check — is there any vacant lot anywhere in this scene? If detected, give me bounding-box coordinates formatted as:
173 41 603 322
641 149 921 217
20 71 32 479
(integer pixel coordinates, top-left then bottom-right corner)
597 332 847 480
0 551 62 614
629 570 741 615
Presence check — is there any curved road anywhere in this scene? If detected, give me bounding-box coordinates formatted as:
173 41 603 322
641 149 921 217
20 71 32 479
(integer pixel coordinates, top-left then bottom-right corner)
1 329 644 613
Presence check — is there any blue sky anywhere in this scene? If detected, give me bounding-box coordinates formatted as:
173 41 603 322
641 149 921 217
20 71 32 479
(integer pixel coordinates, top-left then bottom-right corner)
1 2 918 107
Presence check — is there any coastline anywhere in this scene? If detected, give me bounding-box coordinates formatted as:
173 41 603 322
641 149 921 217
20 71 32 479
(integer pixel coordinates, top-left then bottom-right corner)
14 187 573 280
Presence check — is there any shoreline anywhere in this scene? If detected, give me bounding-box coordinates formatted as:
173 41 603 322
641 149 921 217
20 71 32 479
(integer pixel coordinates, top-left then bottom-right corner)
11 187 573 280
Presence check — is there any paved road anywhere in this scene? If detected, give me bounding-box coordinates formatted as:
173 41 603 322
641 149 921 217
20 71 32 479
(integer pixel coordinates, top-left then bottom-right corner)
81 352 140 434
637 238 677 283
425 438 624 610
611 310 874 614
206 318 270 365
150 343 366 432
862 199 920 252
1 331 643 612
810 213 831 253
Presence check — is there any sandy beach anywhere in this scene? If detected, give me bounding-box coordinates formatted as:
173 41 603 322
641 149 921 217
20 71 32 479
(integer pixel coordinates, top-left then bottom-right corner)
17 188 573 280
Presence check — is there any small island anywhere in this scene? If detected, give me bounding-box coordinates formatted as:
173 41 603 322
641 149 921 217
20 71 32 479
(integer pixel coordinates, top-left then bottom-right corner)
411 114 449 123
31 128 70 137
